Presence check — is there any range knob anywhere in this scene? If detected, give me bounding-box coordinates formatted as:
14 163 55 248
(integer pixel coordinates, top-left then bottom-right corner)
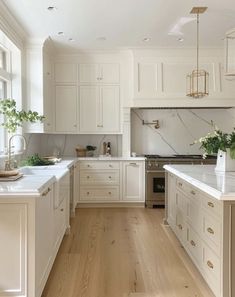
148 161 152 168
155 162 159 168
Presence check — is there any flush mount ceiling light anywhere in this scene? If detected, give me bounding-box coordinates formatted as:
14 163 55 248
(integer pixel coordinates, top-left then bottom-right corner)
47 6 57 11
186 7 209 99
143 37 151 42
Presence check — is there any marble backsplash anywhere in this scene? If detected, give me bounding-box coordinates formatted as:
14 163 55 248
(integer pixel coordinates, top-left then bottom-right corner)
131 108 235 156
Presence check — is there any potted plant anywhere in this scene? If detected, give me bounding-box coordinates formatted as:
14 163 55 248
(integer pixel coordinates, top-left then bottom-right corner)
0 99 44 172
192 126 235 171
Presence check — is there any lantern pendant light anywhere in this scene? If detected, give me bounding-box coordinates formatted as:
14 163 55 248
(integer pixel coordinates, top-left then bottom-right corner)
186 7 209 99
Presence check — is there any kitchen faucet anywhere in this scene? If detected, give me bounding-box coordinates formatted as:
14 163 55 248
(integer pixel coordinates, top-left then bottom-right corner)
5 134 27 171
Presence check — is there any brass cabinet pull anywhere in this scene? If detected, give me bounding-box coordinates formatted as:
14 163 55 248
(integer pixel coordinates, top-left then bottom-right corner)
190 240 196 247
208 201 214 208
108 192 111 195
178 224 183 230
87 164 91 168
207 227 214 235
178 182 183 187
109 176 112 179
60 208 64 212
109 164 113 168
87 176 90 179
190 190 196 195
207 260 214 269
42 187 51 197
130 162 137 166
87 192 90 195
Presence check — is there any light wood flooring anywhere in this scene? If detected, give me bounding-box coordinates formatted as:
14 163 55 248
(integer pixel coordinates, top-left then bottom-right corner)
42 208 215 297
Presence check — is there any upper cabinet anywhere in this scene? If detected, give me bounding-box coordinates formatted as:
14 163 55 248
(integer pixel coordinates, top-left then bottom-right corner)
25 40 55 133
80 86 120 133
133 51 235 107
79 63 120 84
54 63 77 83
55 85 78 133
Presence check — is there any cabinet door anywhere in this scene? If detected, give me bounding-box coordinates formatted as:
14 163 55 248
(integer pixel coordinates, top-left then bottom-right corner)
99 86 120 133
79 63 100 83
43 77 54 132
100 63 120 83
0 204 27 296
167 173 176 227
55 85 78 132
55 63 77 83
36 186 53 295
80 86 99 132
122 161 144 201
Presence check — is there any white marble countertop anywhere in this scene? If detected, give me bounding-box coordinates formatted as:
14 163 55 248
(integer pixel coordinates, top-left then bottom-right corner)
0 175 56 196
164 164 235 200
77 156 146 161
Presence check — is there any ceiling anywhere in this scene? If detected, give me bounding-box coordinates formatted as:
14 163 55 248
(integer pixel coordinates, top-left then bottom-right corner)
2 0 235 50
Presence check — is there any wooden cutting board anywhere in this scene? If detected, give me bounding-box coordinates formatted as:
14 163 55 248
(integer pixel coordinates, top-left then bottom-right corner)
0 173 23 181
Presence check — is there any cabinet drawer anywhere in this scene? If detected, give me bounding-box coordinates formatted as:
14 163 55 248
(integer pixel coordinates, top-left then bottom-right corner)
187 224 202 264
201 194 222 218
80 171 119 185
80 186 119 201
177 178 199 199
80 161 119 170
202 243 221 295
175 191 188 213
202 213 221 254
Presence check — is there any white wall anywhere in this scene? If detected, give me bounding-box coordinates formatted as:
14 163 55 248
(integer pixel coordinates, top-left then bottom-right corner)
131 108 235 155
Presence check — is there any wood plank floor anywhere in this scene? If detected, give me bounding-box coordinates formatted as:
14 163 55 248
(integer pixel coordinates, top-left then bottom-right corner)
42 208 215 297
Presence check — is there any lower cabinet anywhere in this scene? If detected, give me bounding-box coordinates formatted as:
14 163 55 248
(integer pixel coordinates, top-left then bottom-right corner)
0 180 70 297
78 160 145 204
166 172 235 297
122 161 145 201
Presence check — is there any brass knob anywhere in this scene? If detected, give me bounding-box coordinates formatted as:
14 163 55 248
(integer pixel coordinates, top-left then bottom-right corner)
108 192 111 195
178 182 183 187
109 176 112 179
60 208 64 212
190 240 196 247
208 202 214 208
178 224 183 230
87 192 90 195
87 176 90 179
190 190 196 195
207 260 214 269
207 227 214 235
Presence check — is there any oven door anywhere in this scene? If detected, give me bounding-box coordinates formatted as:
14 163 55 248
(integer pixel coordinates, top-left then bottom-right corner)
146 171 165 207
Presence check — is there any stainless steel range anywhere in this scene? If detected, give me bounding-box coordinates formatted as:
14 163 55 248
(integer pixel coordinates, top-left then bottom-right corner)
145 154 216 208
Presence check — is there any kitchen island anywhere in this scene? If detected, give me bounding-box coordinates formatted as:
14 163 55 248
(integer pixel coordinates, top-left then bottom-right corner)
164 164 235 297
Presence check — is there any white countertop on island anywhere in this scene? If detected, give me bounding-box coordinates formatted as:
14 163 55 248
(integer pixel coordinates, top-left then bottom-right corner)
77 156 146 161
164 164 235 200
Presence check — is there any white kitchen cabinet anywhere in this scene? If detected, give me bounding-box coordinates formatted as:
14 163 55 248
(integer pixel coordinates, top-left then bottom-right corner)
122 161 145 202
165 173 234 297
80 86 120 133
35 186 54 296
0 204 27 296
55 85 78 133
54 63 77 83
79 63 119 84
25 40 55 133
79 161 120 203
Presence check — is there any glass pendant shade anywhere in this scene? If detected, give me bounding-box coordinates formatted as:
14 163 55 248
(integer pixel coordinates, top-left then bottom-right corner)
186 69 209 98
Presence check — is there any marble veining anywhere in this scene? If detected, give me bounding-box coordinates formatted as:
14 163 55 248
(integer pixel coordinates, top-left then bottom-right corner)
131 108 235 155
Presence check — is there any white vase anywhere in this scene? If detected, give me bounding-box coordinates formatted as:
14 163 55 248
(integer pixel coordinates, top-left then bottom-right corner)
215 149 235 172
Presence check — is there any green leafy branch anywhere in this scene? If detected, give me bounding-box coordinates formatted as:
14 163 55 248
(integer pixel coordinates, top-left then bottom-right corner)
0 99 44 134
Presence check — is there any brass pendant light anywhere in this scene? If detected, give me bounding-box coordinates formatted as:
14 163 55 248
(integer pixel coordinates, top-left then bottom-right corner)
186 7 209 99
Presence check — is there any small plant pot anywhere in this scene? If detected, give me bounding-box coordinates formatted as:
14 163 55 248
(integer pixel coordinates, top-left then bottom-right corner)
215 149 235 172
